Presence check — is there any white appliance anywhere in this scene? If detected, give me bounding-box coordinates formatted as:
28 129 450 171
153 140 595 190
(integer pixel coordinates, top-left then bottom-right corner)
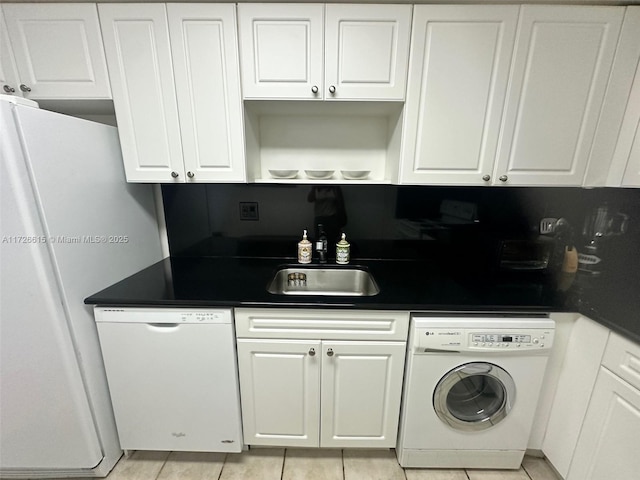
94 307 243 452
0 96 162 477
397 315 555 469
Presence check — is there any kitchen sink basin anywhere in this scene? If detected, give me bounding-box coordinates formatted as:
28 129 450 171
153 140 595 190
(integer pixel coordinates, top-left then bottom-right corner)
267 266 380 296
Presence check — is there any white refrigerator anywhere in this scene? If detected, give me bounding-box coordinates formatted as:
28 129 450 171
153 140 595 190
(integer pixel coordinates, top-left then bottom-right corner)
0 95 163 477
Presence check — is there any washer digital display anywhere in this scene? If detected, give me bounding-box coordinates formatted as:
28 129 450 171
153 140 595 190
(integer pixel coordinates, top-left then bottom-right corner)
471 334 531 343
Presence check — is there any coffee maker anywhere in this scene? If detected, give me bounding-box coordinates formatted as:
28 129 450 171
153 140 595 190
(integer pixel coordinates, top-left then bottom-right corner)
578 205 629 275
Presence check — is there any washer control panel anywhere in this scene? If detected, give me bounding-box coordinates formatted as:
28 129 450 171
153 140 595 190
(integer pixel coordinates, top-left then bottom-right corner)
413 318 555 353
469 332 549 349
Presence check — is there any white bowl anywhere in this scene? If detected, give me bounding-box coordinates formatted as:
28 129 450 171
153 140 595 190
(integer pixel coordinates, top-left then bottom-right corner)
305 170 334 180
341 170 370 180
269 169 298 179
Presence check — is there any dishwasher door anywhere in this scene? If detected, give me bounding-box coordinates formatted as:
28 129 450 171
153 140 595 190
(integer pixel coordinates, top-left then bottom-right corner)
95 308 242 452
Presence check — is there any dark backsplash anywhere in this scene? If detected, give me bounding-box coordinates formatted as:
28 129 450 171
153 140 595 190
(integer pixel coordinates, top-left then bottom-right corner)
162 184 640 279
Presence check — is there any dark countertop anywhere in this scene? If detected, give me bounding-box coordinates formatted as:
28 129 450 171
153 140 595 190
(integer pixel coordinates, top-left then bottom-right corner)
86 257 567 310
85 257 639 344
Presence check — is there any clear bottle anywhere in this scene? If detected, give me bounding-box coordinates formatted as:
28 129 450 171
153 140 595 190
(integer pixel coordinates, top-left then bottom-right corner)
316 224 328 263
298 229 312 264
336 233 350 265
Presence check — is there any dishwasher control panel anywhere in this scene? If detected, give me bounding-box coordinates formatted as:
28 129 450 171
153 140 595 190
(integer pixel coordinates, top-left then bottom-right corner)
94 307 232 324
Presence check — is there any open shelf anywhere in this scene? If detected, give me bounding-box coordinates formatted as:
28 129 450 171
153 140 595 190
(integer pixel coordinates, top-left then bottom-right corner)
244 101 404 184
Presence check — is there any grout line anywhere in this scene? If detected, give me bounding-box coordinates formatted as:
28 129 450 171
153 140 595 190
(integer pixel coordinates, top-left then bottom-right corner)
341 449 345 480
280 448 287 480
154 451 170 480
217 453 228 480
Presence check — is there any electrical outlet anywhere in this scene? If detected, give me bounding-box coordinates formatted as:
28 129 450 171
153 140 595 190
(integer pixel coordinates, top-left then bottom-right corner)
239 202 259 221
540 218 558 234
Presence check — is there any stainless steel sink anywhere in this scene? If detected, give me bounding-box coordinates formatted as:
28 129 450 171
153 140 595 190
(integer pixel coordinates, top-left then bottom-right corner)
267 266 380 296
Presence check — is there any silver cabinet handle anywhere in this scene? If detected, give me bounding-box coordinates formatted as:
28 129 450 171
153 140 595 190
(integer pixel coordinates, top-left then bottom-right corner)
308 348 316 356
187 171 195 178
20 84 31 93
327 348 334 357
499 175 508 182
3 85 16 93
328 85 336 94
482 175 491 182
171 171 179 178
311 85 318 94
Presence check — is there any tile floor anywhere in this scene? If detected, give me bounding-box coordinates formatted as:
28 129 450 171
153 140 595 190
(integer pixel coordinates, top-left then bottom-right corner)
105 449 561 480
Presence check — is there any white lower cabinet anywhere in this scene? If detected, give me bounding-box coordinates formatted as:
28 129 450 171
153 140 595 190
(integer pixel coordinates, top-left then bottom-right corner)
320 340 406 448
567 332 640 480
567 367 640 479
237 338 405 448
236 339 321 447
542 316 610 478
234 308 409 448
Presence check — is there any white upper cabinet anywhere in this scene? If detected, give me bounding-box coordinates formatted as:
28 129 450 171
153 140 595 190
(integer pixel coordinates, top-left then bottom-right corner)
99 3 245 183
494 5 624 186
167 3 246 183
400 5 519 185
323 4 411 101
238 3 324 99
99 4 184 183
619 59 640 187
238 3 411 100
604 8 640 188
621 110 640 187
2 3 110 99
1 8 20 96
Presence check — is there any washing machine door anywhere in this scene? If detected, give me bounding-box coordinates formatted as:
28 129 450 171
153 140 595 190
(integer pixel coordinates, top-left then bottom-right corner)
433 362 516 432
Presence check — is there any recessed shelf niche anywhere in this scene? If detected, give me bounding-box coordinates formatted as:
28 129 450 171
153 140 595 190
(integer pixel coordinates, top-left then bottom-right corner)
244 101 404 184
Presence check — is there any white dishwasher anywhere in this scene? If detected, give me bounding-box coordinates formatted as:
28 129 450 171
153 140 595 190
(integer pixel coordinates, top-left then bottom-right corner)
94 307 243 452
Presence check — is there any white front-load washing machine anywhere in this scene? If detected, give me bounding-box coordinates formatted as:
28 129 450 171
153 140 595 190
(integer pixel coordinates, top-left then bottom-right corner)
396 315 555 469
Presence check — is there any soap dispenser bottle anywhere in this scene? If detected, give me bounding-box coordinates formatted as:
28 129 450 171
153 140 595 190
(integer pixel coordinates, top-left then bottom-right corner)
298 229 312 264
336 233 350 265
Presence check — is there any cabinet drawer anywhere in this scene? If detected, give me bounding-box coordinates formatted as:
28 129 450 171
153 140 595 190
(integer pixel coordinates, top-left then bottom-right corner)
234 308 409 341
602 332 640 389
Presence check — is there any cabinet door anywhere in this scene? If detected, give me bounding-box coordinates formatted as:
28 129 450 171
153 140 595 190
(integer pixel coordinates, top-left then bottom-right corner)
567 367 640 480
399 5 518 185
583 7 640 187
99 4 184 183
494 6 624 186
621 117 640 186
618 53 640 187
542 316 610 478
236 339 321 447
167 4 246 183
320 341 406 448
238 3 323 99
324 4 411 101
2 4 110 99
0 8 21 97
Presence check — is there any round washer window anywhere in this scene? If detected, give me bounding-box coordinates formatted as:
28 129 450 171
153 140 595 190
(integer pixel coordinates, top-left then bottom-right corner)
433 362 516 432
